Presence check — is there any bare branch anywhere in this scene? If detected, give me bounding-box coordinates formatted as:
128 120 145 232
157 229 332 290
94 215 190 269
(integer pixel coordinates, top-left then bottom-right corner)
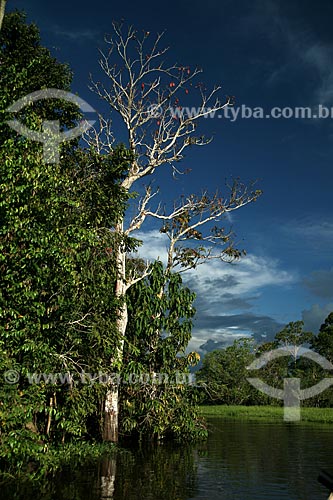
83 114 114 154
144 182 262 271
125 264 151 290
68 312 93 329
125 185 159 235
87 22 233 190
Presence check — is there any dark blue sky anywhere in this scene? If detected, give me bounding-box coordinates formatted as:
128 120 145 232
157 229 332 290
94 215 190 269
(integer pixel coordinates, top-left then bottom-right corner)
9 0 333 352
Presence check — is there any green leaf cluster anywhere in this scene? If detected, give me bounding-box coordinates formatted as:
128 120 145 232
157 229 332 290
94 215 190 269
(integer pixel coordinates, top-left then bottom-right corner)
121 261 207 441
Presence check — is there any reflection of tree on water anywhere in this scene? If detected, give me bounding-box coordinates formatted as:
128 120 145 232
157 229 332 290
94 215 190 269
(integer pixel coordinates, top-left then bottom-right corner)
98 443 199 500
99 456 117 499
1 443 198 500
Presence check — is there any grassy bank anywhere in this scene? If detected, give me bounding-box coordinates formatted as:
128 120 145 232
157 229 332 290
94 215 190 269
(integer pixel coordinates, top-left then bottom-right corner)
199 405 333 424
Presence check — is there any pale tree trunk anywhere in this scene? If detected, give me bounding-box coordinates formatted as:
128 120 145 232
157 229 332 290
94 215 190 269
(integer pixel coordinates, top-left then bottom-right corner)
103 388 120 442
86 26 262 443
0 0 6 32
102 222 128 442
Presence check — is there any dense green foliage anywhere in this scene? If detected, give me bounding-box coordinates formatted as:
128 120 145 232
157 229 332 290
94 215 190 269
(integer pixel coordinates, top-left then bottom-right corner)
311 312 333 362
121 261 206 441
198 318 333 407
0 10 79 142
0 11 131 476
0 137 131 469
196 339 258 405
0 11 207 478
3 7 332 483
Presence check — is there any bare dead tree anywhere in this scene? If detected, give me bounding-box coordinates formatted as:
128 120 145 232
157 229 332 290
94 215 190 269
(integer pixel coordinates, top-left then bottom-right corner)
85 21 262 442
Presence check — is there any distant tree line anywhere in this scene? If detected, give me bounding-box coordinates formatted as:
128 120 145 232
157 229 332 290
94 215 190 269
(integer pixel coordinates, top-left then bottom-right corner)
197 314 333 407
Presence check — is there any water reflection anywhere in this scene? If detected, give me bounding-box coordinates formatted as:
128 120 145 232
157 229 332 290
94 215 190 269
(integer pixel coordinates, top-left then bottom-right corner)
99 457 117 499
2 419 333 499
195 419 333 499
109 443 198 500
1 442 199 500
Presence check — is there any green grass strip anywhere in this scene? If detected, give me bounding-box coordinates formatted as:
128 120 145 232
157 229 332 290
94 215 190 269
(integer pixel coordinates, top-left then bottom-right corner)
199 405 333 423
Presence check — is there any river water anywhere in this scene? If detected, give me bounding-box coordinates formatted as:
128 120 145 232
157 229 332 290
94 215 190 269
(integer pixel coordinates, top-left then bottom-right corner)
3 418 333 499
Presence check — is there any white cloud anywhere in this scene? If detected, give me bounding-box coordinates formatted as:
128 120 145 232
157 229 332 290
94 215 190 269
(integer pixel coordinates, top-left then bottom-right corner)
294 219 333 241
189 329 250 354
181 252 294 323
136 229 294 299
135 229 295 349
51 26 99 43
133 229 169 264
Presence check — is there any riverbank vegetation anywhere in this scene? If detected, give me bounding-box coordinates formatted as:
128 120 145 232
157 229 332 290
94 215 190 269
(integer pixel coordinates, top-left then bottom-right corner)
0 8 261 478
199 405 333 424
197 316 333 408
2 5 332 483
